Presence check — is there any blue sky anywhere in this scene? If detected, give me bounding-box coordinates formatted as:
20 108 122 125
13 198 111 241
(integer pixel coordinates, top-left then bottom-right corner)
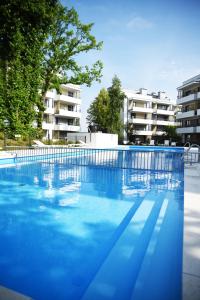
63 0 200 131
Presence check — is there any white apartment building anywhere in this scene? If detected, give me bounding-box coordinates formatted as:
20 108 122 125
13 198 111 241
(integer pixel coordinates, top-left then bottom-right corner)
122 88 177 144
42 84 81 140
176 74 200 144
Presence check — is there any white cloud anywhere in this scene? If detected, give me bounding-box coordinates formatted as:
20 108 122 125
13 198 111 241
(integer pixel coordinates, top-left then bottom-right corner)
126 17 154 30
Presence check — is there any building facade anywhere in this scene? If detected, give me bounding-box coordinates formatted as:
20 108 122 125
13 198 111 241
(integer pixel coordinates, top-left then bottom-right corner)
42 84 81 140
122 88 177 144
176 74 200 144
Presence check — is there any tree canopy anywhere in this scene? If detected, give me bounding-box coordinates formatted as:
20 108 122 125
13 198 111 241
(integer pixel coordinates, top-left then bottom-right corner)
87 76 126 137
163 125 181 142
87 88 109 132
0 0 103 137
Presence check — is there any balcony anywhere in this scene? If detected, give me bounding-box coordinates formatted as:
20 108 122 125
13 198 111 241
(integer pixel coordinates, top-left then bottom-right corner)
196 126 200 133
55 109 81 118
56 94 81 105
154 130 165 136
42 122 54 130
176 127 196 134
156 120 176 126
129 107 153 113
197 109 200 116
129 118 153 125
156 109 174 116
176 110 195 120
132 130 152 136
45 91 55 98
44 107 54 115
177 92 200 105
54 124 80 132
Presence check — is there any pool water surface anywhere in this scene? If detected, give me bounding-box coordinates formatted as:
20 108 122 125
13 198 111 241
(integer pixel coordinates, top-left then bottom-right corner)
0 158 184 300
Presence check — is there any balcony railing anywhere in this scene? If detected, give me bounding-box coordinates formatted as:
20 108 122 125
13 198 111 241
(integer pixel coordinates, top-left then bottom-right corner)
196 126 200 133
132 130 152 136
176 110 195 119
129 107 153 113
156 109 174 116
177 92 200 105
42 122 54 130
176 127 196 134
130 118 153 125
55 109 81 118
54 124 80 131
56 94 81 105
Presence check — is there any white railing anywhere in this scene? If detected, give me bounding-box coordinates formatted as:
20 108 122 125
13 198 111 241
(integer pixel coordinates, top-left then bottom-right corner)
56 94 81 105
176 127 196 134
176 110 195 119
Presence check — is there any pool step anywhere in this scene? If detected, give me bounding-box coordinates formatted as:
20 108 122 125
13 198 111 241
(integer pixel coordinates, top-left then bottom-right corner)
131 191 183 300
81 190 173 300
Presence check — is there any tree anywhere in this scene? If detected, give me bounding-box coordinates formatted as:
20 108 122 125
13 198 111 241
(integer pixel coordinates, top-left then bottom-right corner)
0 1 103 136
37 4 103 129
163 125 181 142
87 76 126 137
0 0 59 135
107 76 126 136
87 88 109 132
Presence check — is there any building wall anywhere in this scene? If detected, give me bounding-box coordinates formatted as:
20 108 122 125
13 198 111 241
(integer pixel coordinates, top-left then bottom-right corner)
67 132 118 147
177 74 200 144
42 84 81 140
122 88 178 144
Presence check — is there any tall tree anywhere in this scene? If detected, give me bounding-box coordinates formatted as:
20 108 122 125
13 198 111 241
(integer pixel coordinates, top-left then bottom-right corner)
107 76 125 136
38 4 103 128
87 88 109 132
0 0 58 135
87 76 126 136
0 1 103 136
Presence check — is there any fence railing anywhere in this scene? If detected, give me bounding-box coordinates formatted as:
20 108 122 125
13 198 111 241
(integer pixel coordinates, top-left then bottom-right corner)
2 146 184 172
183 146 200 165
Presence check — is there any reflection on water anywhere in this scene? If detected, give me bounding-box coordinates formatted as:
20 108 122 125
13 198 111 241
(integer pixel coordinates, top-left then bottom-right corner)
0 160 183 196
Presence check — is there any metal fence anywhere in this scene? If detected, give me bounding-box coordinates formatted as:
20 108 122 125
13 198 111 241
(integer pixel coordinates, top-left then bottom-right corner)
183 149 200 165
3 146 184 172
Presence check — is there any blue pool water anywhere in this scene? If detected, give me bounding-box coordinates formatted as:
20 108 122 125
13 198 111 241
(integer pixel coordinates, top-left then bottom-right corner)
127 145 184 152
0 153 184 300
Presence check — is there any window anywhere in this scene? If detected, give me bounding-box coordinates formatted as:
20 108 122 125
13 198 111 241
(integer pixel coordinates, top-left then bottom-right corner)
68 119 73 125
45 99 49 108
68 105 74 111
186 120 191 126
68 91 74 97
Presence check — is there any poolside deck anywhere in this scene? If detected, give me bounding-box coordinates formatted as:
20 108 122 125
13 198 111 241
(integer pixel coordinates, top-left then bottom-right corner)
183 163 200 300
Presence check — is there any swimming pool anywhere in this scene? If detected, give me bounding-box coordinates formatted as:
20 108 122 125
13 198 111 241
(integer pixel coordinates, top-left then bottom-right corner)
0 149 184 300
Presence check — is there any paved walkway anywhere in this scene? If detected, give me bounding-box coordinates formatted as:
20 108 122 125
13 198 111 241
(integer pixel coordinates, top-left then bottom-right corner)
183 164 200 300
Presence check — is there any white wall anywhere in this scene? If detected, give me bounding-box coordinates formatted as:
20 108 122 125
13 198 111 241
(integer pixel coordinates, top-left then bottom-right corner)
90 132 118 147
67 132 118 147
